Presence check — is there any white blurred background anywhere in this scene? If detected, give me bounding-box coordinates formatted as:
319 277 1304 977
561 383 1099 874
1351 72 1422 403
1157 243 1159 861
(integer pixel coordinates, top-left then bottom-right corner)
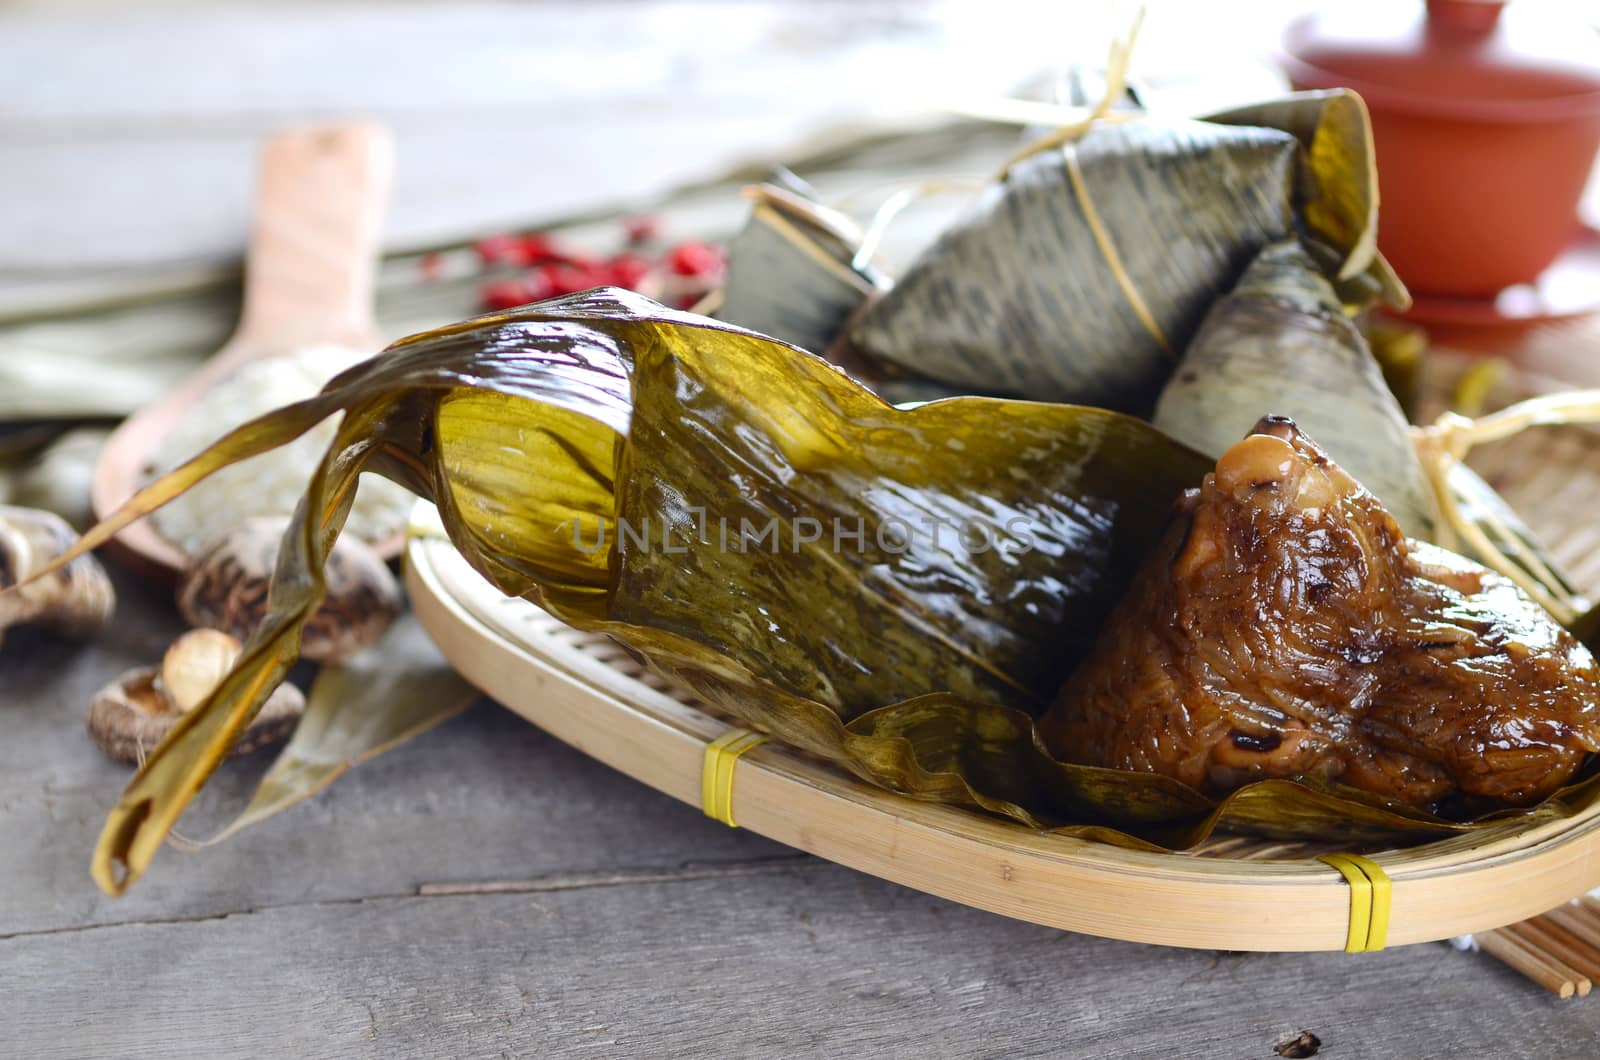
0 1 1325 274
1 1 1595 286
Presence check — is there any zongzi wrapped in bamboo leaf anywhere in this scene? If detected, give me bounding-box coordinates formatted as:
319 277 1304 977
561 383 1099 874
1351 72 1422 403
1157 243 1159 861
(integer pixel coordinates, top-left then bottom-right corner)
846 118 1297 409
64 289 1216 891
1151 239 1438 538
716 184 883 356
1042 417 1600 814
1204 89 1403 304
841 90 1395 411
38 290 1600 897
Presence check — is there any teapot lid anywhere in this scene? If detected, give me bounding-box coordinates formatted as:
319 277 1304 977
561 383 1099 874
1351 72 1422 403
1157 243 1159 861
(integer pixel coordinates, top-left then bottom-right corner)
1283 1 1600 122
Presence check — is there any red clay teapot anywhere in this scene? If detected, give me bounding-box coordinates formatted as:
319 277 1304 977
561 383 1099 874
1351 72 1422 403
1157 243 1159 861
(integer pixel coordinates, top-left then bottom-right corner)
1283 0 1600 299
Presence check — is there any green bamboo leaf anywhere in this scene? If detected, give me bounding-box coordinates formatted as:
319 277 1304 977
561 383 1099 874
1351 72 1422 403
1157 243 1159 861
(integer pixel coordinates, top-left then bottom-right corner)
1152 240 1437 538
196 613 478 843
1203 88 1404 304
844 91 1396 411
41 288 1595 894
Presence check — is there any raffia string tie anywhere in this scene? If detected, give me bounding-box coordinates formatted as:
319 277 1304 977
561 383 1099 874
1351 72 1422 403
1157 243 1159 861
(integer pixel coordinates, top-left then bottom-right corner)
1061 144 1171 355
850 178 986 273
991 5 1170 355
1411 388 1600 625
992 3 1145 179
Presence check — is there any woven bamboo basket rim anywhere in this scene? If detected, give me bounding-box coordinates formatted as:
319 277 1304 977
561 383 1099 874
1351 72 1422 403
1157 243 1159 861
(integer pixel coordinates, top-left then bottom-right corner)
405 484 1600 952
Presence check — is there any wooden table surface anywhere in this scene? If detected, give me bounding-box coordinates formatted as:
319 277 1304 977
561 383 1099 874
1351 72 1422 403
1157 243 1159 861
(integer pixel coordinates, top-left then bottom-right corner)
5 4 1600 1057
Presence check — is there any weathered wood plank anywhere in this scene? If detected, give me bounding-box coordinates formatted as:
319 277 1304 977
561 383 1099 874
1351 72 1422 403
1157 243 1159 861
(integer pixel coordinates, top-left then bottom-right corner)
0 569 789 938
7 4 1600 1052
5 860 1595 1059
6 571 1598 1056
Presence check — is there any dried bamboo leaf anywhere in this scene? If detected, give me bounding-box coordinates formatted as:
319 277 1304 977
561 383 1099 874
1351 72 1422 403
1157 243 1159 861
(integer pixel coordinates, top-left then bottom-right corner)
198 612 478 843
1203 88 1404 304
1152 240 1438 538
717 184 882 355
843 91 1393 411
34 289 1599 894
1446 462 1589 619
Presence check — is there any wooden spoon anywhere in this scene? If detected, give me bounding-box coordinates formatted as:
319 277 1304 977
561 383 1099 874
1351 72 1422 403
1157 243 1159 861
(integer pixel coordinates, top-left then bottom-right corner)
91 122 395 581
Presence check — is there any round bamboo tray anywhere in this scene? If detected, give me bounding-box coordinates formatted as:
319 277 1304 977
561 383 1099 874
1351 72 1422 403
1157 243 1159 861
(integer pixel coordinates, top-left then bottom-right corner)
405 399 1600 953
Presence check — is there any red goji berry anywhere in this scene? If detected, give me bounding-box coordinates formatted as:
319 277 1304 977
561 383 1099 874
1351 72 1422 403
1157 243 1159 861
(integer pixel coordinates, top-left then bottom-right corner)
475 233 532 267
520 232 568 265
540 262 612 297
520 268 557 302
667 241 724 278
479 278 537 311
623 215 662 245
605 252 652 290
562 249 605 271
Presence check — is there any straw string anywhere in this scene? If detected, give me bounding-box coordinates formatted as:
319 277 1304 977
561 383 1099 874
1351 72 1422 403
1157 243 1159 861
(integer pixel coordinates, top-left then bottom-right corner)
1061 145 1171 355
996 4 1169 355
992 4 1145 179
1412 389 1600 625
846 3 1147 276
849 178 985 272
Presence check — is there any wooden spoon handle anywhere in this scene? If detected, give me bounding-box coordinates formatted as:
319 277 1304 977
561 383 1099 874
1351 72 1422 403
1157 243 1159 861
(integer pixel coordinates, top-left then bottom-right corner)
233 122 394 354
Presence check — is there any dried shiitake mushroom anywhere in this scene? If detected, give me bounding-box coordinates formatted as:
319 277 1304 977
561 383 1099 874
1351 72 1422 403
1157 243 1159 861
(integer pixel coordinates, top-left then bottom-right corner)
157 627 243 714
0 504 115 651
87 628 304 764
176 517 401 663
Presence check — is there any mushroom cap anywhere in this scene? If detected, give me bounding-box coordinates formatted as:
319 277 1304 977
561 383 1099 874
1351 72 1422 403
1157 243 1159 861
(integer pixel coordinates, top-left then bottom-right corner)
159 628 245 713
176 517 401 663
86 665 305 765
0 504 115 649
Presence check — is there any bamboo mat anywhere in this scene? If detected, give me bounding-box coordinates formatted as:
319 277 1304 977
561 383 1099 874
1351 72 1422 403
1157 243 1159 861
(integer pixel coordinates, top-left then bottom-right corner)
1412 351 1600 997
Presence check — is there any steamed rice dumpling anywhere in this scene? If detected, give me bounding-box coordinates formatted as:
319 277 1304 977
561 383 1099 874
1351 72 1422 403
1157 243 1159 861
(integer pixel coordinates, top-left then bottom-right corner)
1151 240 1438 539
717 184 882 356
841 91 1396 411
29 289 1600 894
1040 417 1600 814
847 117 1299 410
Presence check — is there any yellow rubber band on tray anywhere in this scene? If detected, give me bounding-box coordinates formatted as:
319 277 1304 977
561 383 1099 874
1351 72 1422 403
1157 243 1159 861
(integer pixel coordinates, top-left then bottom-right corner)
1318 853 1391 952
702 729 769 828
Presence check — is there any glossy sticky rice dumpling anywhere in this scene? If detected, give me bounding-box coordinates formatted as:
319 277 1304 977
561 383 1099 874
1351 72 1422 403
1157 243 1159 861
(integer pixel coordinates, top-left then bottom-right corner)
1040 417 1600 815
